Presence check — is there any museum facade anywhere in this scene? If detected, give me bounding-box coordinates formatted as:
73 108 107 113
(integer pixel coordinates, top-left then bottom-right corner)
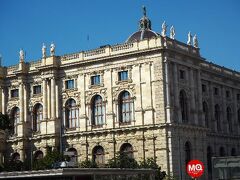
0 7 240 180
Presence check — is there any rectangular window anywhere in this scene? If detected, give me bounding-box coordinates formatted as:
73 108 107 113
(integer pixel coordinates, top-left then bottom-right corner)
118 71 128 81
202 84 206 93
91 75 100 85
11 89 19 98
214 87 218 95
33 85 41 94
179 70 185 79
65 80 75 89
226 90 230 98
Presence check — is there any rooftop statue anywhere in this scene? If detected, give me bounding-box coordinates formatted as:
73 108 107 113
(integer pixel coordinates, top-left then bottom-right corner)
161 21 167 37
193 34 199 48
19 49 24 62
170 26 175 39
187 31 192 45
50 43 55 56
42 43 47 58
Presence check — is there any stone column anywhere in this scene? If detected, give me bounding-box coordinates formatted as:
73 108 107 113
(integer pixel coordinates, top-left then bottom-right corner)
189 69 197 124
132 64 143 126
79 74 87 131
164 58 171 123
209 82 215 131
197 70 204 126
42 79 47 120
173 63 181 123
1 88 5 114
24 84 27 122
47 80 51 119
51 77 56 119
19 82 24 122
55 80 59 118
221 86 226 133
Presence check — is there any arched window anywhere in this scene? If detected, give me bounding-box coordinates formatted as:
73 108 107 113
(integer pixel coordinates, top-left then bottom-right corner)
65 99 77 129
215 104 221 131
33 104 43 132
92 146 105 166
91 95 105 127
226 107 232 132
179 90 188 123
67 148 78 163
34 151 43 161
203 101 209 127
185 141 191 165
11 152 20 162
120 143 134 159
11 107 20 135
207 146 212 173
119 91 133 124
219 147 225 156
231 148 236 156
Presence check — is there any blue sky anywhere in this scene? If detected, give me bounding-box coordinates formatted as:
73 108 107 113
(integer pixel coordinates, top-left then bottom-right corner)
0 0 240 71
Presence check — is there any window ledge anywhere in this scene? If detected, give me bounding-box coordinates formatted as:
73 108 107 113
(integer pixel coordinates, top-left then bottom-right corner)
92 125 104 129
119 122 131 126
65 127 77 132
65 88 78 92
89 84 104 89
116 79 132 85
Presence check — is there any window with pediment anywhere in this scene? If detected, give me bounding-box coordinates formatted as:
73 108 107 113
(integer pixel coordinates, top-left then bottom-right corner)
10 107 20 135
91 95 105 127
32 103 43 132
65 99 78 129
118 91 133 124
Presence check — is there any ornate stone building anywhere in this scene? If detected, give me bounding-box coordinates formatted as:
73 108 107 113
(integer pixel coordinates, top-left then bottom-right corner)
0 7 240 179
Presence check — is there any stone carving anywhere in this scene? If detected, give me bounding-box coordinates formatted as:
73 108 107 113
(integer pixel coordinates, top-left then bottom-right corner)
161 21 167 37
42 43 47 58
193 34 198 48
187 31 192 45
170 26 175 39
50 43 55 56
19 49 24 62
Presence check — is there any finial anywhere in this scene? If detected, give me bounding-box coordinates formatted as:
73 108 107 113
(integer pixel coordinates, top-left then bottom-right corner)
187 31 192 45
161 21 167 37
193 34 199 48
139 6 151 30
19 48 24 62
50 42 55 56
142 6 146 16
170 26 175 39
42 43 47 58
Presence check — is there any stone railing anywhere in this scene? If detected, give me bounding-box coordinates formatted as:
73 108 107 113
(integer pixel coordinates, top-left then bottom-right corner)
29 60 41 68
7 64 18 74
84 48 105 57
166 38 199 56
111 43 134 52
61 53 80 61
200 62 240 78
61 37 161 63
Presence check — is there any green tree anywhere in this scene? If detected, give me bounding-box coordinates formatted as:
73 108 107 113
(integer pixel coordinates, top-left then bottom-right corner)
33 149 64 170
107 153 139 169
79 159 97 168
0 113 10 130
139 158 166 180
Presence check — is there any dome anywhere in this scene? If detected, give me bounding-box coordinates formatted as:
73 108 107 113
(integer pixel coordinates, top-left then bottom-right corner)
126 29 158 43
126 6 158 43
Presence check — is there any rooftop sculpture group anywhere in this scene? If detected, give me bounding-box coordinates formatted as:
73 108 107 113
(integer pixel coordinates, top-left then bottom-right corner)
161 21 199 48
